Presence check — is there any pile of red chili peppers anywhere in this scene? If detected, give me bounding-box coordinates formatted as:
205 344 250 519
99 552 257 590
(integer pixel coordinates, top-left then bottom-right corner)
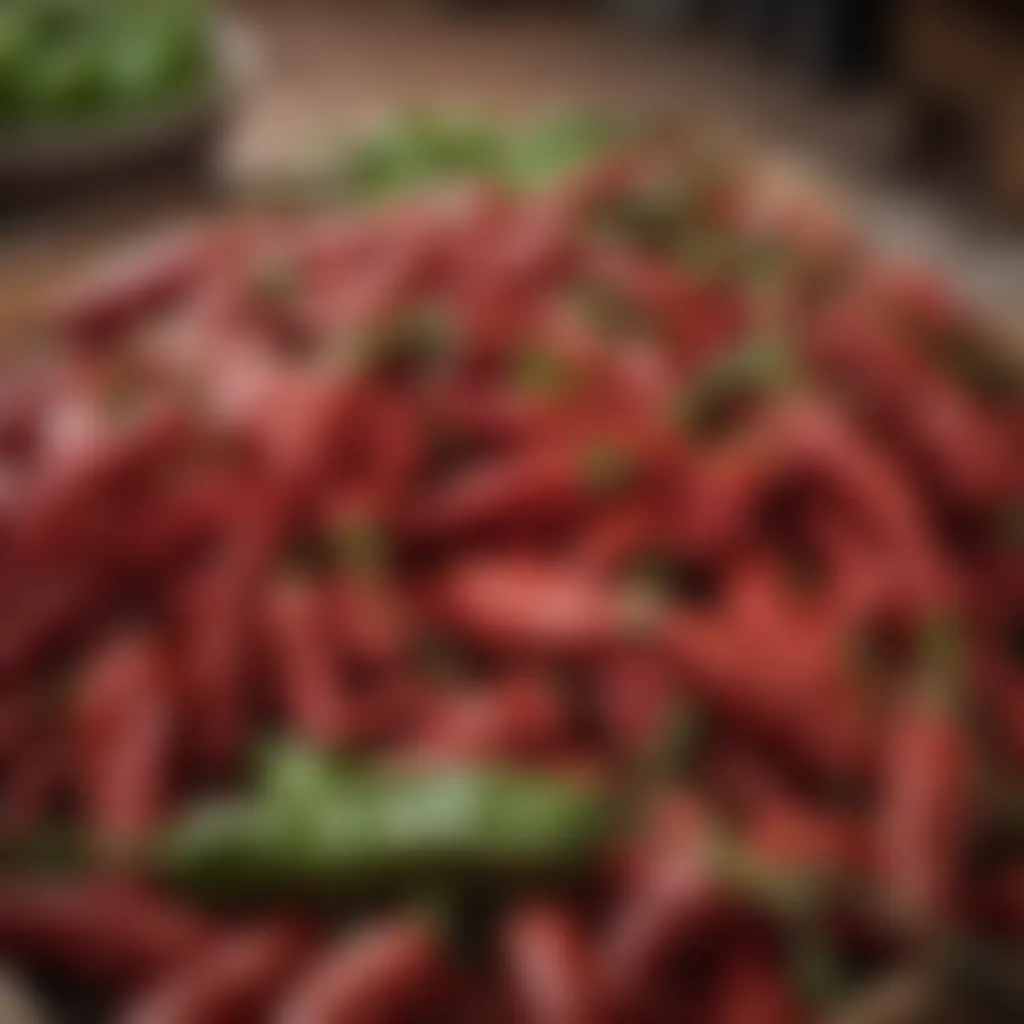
0 138 1021 1023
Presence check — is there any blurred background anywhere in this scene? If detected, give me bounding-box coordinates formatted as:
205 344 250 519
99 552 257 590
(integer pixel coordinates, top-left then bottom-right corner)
1 0 1023 326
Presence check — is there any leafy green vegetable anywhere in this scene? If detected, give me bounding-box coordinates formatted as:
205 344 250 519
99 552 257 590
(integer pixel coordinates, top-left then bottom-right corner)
331 111 624 200
0 0 212 132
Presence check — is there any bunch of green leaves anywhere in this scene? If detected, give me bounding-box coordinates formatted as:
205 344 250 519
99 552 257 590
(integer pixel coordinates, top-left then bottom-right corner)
0 0 213 132
330 110 627 200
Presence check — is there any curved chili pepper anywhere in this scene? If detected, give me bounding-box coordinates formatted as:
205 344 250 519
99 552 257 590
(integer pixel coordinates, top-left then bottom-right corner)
809 301 1014 512
501 903 604 1024
122 919 313 1024
56 229 222 345
71 632 175 845
708 938 806 1024
433 559 621 654
0 881 213 988
262 577 360 749
877 622 972 929
272 916 454 1024
402 674 569 767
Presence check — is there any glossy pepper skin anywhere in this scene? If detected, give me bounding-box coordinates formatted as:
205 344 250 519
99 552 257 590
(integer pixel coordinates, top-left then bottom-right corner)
0 881 213 988
501 903 604 1024
121 920 314 1024
433 559 622 655
262 576 361 750
877 624 972 930
272 916 455 1024
156 746 613 901
71 632 175 846
707 938 806 1024
878 694 971 929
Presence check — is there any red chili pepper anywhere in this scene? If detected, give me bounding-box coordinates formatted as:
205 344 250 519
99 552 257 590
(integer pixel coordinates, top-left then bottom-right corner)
402 674 568 767
0 692 34 770
878 695 970 929
57 228 222 344
249 374 359 513
809 301 1013 512
877 624 972 929
408 445 594 541
326 580 411 669
0 881 213 988
662 611 874 785
603 799 734 1008
585 246 746 359
747 800 871 883
594 651 679 762
0 569 103 683
71 632 175 845
11 404 193 572
573 502 662 577
173 524 267 776
0 744 65 836
122 919 313 1024
707 938 805 1024
771 401 952 614
501 903 604 1024
975 651 1024 773
115 470 248 581
434 559 621 654
263 577 361 750
274 916 454 1024
968 861 1024 938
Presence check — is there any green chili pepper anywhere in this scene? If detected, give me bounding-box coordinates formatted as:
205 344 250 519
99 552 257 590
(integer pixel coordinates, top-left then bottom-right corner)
155 744 613 902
